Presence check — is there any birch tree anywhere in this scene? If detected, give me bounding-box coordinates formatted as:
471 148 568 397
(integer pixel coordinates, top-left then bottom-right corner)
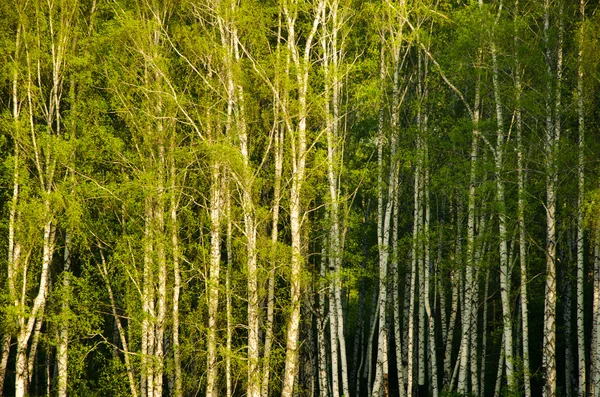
321 2 350 394
542 1 562 395
280 1 325 395
4 1 77 394
513 0 531 395
490 2 514 390
576 1 586 395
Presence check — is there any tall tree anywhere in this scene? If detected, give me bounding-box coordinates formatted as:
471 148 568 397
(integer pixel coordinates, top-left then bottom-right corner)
542 1 562 395
280 1 325 395
576 1 586 396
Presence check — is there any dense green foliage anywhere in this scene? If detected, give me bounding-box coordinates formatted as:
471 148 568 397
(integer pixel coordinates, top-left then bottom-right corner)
1 0 600 396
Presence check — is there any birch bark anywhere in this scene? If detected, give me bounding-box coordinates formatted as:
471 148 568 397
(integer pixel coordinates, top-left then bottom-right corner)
170 135 182 397
281 2 325 395
0 21 22 396
491 30 514 390
514 1 531 394
576 2 586 395
423 146 438 397
14 2 74 391
206 161 222 397
318 245 329 397
542 1 562 394
322 3 349 393
372 39 396 397
457 66 481 396
261 14 285 397
444 200 462 384
593 234 600 397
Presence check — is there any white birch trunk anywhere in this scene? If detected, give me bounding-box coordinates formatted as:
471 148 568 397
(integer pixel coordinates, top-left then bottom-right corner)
318 246 329 397
458 71 480 396
363 287 379 392
154 123 166 397
322 5 349 393
14 4 72 393
15 214 55 397
469 261 479 397
593 233 600 396
392 177 406 397
417 131 426 394
407 168 420 396
226 190 233 397
576 2 586 395
206 162 222 397
144 198 155 397
57 231 72 397
261 16 285 396
0 22 22 396
423 153 438 397
514 1 531 394
491 38 514 391
407 53 422 389
353 203 371 396
372 41 396 396
170 132 182 397
542 1 561 395
494 338 505 397
281 3 325 395
330 240 341 397
444 201 462 384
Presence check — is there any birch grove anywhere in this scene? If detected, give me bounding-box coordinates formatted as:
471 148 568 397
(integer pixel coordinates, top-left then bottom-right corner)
1 0 600 396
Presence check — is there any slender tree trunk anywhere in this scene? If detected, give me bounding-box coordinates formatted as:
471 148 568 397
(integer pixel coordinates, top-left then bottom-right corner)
206 162 222 397
404 186 420 396
494 337 505 397
226 185 233 397
15 214 55 397
576 2 586 395
0 334 9 397
329 238 341 397
542 1 562 395
407 112 420 397
418 108 426 394
0 22 22 396
171 133 182 397
261 14 285 396
444 200 462 385
143 196 155 397
469 256 479 397
26 307 42 388
363 285 379 393
57 231 72 397
423 148 438 397
372 39 397 397
392 180 406 397
281 3 324 395
332 7 349 396
318 245 329 397
322 5 349 393
154 132 166 397
458 67 481 396
514 1 531 394
352 202 370 396
491 36 514 391
593 233 600 396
